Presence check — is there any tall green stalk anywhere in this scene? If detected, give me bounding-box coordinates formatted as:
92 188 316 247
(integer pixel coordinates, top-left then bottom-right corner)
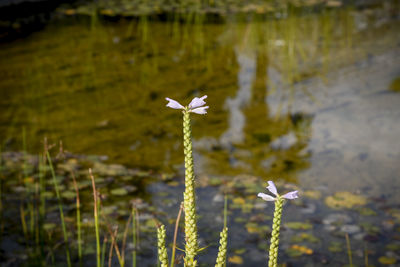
268 197 283 267
46 152 71 267
89 168 101 267
182 110 198 267
345 233 353 267
71 173 82 265
165 96 208 266
38 154 46 257
132 207 137 267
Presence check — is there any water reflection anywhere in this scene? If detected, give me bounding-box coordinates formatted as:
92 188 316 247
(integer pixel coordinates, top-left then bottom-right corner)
0 4 399 186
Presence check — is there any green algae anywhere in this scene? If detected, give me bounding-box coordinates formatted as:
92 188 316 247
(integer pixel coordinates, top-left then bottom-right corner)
325 192 367 210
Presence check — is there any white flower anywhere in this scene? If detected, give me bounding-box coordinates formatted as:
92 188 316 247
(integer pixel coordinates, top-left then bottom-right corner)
165 95 209 114
258 181 299 201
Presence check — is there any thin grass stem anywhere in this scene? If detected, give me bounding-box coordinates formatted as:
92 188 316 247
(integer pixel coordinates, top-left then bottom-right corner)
20 204 28 239
171 202 183 267
101 236 108 267
345 233 353 267
46 151 71 267
108 231 115 267
132 207 138 267
121 213 133 265
223 196 227 229
71 172 82 265
89 168 101 267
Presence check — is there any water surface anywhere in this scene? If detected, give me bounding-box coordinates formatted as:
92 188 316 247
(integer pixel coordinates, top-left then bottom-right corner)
1 3 400 266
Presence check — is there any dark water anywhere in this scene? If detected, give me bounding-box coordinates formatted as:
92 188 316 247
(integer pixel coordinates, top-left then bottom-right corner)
1 2 400 266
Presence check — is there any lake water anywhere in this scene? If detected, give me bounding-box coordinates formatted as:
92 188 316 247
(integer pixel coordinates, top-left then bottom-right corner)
1 2 400 266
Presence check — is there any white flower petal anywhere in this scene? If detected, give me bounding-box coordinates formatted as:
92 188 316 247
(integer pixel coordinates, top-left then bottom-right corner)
166 97 184 109
257 192 276 201
190 106 209 115
282 191 298 200
267 181 278 196
188 95 207 109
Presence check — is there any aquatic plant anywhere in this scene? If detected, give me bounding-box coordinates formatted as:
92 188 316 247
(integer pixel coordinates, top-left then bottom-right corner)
166 95 208 266
258 181 298 267
161 96 227 267
214 227 228 267
157 224 169 267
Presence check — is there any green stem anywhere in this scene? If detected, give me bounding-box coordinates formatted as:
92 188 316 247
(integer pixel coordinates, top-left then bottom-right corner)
132 207 137 267
46 152 71 267
171 202 183 267
345 233 353 267
38 154 46 257
71 173 82 264
182 110 198 267
101 236 107 267
268 197 283 267
89 169 101 267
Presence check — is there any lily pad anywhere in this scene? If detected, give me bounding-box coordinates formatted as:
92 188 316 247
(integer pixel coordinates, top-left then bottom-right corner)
41 191 54 198
325 192 367 209
303 190 322 199
356 207 376 216
228 255 243 264
61 190 76 199
110 188 128 196
43 223 56 231
287 245 313 257
378 256 397 265
285 222 313 230
291 232 319 243
386 243 400 252
245 222 270 234
328 241 343 253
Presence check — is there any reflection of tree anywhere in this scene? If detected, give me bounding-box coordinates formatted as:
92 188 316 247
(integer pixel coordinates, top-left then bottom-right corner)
242 48 311 182
202 44 312 182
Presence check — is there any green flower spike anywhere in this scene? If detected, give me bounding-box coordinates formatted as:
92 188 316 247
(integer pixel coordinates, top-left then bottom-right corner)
157 224 169 267
215 227 228 267
166 96 209 267
258 181 298 267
